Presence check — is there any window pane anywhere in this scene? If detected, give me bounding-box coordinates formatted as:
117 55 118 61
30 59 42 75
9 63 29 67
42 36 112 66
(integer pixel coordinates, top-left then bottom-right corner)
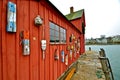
60 27 64 33
55 37 59 42
63 34 66 42
60 33 63 42
55 25 59 31
60 37 62 42
50 29 54 36
63 40 66 42
55 31 59 38
60 32 63 39
63 29 66 33
50 36 55 42
50 22 54 29
63 33 66 39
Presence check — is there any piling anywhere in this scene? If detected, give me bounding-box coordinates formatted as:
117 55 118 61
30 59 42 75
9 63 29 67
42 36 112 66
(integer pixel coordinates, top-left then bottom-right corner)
99 49 114 80
99 48 106 57
89 47 91 51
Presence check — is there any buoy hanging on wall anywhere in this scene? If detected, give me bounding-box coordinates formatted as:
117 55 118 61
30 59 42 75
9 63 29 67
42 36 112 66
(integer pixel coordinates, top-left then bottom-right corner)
61 50 65 62
34 15 43 26
70 50 72 60
65 54 68 65
21 31 30 55
54 49 59 60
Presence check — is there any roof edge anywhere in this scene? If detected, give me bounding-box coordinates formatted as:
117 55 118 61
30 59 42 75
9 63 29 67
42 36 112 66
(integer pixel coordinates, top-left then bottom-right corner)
65 9 84 21
47 0 82 33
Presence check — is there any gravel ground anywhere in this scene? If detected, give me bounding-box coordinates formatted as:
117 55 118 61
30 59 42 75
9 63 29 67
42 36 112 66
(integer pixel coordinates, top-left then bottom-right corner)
71 51 105 80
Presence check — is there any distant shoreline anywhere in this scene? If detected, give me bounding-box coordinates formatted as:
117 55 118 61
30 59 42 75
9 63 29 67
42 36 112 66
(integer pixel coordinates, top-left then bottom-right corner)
85 43 120 45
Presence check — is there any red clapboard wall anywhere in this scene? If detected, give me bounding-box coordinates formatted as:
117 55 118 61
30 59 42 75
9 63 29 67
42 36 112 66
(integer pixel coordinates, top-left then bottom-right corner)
0 0 86 80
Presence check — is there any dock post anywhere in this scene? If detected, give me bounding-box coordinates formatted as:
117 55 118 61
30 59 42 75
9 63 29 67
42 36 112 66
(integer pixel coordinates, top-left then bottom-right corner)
75 61 79 73
99 48 114 80
89 47 91 51
99 57 110 80
100 48 106 57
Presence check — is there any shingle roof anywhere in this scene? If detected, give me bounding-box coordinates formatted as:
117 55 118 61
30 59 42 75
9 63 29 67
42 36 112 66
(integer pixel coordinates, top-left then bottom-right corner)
65 9 84 20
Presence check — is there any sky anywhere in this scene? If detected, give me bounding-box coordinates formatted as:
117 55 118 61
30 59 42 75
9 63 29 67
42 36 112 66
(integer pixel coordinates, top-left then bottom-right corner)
49 0 120 39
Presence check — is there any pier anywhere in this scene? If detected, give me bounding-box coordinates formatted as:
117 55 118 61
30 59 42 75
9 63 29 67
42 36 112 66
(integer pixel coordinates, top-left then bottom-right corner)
71 51 105 80
59 49 114 80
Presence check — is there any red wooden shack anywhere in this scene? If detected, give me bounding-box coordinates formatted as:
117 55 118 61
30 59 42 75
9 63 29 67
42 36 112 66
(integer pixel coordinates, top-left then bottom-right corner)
0 0 86 80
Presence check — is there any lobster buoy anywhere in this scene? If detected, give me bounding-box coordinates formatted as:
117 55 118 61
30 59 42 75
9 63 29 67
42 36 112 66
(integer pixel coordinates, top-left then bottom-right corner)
65 54 68 65
61 50 64 62
54 49 59 60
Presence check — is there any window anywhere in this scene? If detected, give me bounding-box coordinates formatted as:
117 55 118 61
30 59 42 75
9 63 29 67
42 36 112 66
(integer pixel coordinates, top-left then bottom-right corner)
49 22 66 43
60 27 66 43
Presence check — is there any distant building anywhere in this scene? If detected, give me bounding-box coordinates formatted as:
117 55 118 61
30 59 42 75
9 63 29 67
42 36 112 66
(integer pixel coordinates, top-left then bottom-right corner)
100 35 106 39
86 35 120 45
106 37 113 44
112 35 120 43
96 39 101 44
85 39 90 44
96 38 107 44
101 38 107 44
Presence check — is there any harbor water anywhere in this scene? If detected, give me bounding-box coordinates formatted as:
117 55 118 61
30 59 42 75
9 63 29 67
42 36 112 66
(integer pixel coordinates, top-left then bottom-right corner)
85 45 120 80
